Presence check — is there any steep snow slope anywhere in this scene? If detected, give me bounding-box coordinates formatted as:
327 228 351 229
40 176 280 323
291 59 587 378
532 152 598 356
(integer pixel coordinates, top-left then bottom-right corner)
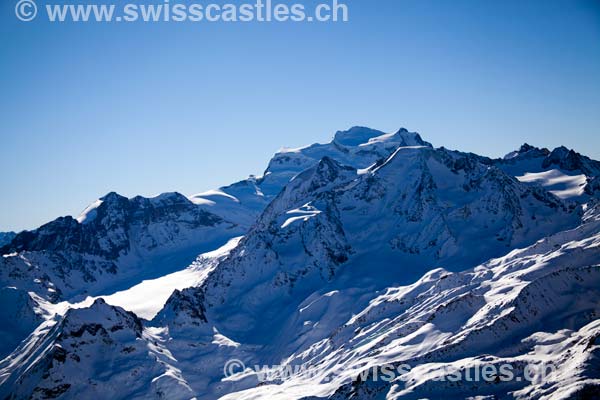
190 145 580 343
3 199 598 400
0 237 244 399
0 299 185 400
214 203 600 400
0 192 239 359
0 287 43 364
1 126 599 400
0 127 426 303
0 127 433 359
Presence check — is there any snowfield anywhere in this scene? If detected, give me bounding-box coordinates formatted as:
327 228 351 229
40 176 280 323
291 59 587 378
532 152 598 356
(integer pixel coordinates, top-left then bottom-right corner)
1 127 599 399
63 237 243 320
516 169 587 199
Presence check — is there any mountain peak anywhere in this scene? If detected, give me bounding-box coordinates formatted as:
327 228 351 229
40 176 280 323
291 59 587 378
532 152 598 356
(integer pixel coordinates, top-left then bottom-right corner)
543 146 600 175
392 128 432 147
99 192 128 203
290 156 356 192
520 143 537 152
132 192 190 206
503 143 550 160
333 126 432 149
317 155 347 170
332 126 386 147
519 143 549 155
2 125 600 400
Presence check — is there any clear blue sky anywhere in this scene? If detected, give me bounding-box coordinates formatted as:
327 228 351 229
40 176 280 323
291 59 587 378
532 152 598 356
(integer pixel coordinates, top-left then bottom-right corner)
1 0 599 231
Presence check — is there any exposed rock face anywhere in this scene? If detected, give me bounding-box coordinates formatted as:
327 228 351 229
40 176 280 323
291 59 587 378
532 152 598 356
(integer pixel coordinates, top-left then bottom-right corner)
0 192 238 302
1 127 599 400
2 192 225 258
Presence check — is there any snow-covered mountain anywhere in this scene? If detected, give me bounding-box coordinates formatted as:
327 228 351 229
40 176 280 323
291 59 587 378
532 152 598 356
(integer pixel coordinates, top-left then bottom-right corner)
0 192 240 357
1 127 599 399
188 127 432 225
0 192 239 302
494 143 600 201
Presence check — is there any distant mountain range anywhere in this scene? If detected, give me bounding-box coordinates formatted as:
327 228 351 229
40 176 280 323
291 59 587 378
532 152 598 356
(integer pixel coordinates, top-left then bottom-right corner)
1 127 599 399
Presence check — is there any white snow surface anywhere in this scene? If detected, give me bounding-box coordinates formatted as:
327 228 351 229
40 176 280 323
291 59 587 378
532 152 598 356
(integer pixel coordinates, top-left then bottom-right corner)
65 237 242 320
1 127 600 400
517 169 587 199
281 204 322 229
76 199 103 223
5 203 597 400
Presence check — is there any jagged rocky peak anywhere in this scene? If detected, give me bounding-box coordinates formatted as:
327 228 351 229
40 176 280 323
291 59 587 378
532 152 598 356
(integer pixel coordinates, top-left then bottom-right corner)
301 156 356 185
0 209 129 258
500 142 600 176
276 156 354 195
81 191 200 223
132 191 191 206
504 143 551 160
3 298 160 400
2 126 600 400
356 145 573 257
519 143 539 152
1 216 82 254
519 142 549 154
260 157 356 221
1 190 225 258
153 287 209 331
395 127 432 147
76 191 130 223
494 143 600 201
261 126 433 192
60 298 143 339
542 145 600 175
384 127 433 147
0 186 241 308
99 191 128 204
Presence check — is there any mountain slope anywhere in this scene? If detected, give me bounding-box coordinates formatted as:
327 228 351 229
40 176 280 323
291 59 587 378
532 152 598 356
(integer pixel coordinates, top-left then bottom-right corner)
0 127 435 358
0 192 239 303
495 144 600 201
0 192 240 359
0 232 16 248
216 203 600 400
1 126 599 400
191 144 581 341
189 127 432 223
4 197 598 400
